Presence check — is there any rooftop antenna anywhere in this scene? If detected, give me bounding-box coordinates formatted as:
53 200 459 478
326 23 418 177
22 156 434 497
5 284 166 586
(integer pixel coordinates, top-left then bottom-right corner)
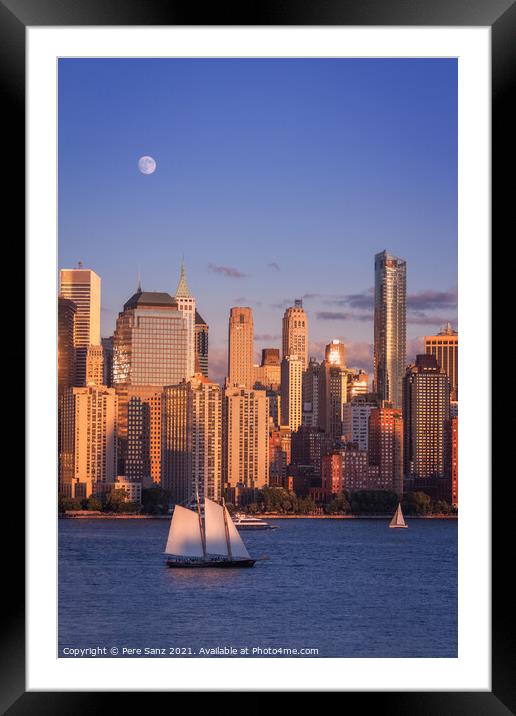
78 260 83 269
137 265 142 293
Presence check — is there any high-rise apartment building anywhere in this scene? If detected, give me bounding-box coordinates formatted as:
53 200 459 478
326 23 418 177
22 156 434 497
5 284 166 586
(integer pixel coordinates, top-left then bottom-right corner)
341 395 378 451
162 376 222 504
223 387 269 491
227 307 254 389
59 267 101 386
403 354 451 481
321 453 343 496
319 361 347 440
174 263 196 380
451 416 458 508
268 426 291 487
325 339 346 367
194 310 209 377
302 357 320 427
424 323 458 400
280 355 303 432
291 426 332 477
59 385 118 498
341 444 370 494
282 299 308 370
126 386 163 486
101 336 114 387
368 403 404 495
58 296 76 394
373 251 406 410
346 369 369 401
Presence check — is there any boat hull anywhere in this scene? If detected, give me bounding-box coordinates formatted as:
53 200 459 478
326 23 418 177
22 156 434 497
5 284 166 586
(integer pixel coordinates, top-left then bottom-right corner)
389 525 408 529
166 558 256 569
234 524 276 531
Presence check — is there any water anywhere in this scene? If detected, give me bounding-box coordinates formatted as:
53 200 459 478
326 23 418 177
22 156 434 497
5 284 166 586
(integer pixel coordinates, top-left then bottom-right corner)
59 518 457 658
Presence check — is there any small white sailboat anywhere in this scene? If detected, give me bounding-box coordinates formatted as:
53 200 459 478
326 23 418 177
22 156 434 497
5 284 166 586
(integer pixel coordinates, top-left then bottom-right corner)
389 503 408 529
164 495 256 568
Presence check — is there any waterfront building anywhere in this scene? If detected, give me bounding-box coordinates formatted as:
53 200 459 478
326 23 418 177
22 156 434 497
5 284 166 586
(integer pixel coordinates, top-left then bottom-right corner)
341 443 370 493
321 452 343 496
59 385 118 498
302 357 320 428
291 425 332 477
223 386 269 492
227 307 254 389
174 262 196 380
403 354 451 482
59 267 101 386
341 395 378 452
126 386 163 487
194 310 209 377
162 375 222 504
58 296 76 394
368 403 404 495
424 323 458 400
282 299 308 370
268 426 291 487
373 251 406 409
280 355 303 432
451 416 458 508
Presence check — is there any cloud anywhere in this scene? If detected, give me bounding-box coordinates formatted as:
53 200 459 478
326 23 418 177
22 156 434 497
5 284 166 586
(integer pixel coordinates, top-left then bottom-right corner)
255 333 280 342
406 336 425 362
325 288 374 310
270 299 292 310
316 311 372 322
267 262 280 271
207 346 227 386
407 288 457 311
308 339 374 374
302 293 320 301
407 312 457 326
208 263 247 279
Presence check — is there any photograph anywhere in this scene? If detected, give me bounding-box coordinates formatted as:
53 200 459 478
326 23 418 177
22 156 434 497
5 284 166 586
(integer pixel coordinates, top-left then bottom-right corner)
57 56 459 660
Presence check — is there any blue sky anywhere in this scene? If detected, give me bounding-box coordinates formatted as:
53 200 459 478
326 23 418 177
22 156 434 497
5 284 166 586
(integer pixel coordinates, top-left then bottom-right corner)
58 58 457 382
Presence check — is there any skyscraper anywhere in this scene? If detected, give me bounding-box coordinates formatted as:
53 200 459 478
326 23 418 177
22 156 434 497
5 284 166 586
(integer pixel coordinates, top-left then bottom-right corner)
59 385 118 498
126 386 163 487
424 323 458 400
341 395 378 451
174 262 196 380
280 355 303 432
302 357 320 427
368 403 404 495
282 299 308 370
253 348 281 390
223 386 269 492
194 310 209 377
58 296 76 394
374 251 406 410
162 376 222 504
112 287 189 474
228 307 254 389
85 344 104 387
403 354 451 482
319 360 347 441
325 339 346 367
59 267 101 386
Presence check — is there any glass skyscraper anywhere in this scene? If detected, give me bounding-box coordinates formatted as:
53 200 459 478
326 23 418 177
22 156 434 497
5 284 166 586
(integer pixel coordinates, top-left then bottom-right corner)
373 250 406 410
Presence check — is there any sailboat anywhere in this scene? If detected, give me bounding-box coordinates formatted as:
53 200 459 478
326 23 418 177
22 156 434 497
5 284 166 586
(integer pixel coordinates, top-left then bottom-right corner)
164 495 256 568
389 502 408 529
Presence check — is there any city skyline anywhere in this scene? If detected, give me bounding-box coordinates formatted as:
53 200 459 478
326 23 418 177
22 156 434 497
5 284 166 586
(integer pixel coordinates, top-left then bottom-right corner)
58 58 457 382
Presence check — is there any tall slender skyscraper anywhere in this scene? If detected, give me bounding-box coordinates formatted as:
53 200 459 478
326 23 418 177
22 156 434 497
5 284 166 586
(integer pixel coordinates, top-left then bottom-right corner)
174 262 196 380
424 323 458 400
228 307 254 388
373 251 406 410
58 296 76 394
59 267 101 386
282 299 308 370
280 355 303 432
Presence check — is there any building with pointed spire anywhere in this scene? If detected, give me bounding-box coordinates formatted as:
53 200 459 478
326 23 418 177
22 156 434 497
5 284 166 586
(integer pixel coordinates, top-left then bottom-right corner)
174 262 196 380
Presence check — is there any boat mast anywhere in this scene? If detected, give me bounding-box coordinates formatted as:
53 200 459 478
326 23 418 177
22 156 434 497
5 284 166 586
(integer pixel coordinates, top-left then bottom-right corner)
195 480 207 558
222 497 233 560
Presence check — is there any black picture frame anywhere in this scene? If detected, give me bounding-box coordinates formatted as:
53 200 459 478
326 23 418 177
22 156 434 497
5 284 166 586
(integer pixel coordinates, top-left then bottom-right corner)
4 0 510 709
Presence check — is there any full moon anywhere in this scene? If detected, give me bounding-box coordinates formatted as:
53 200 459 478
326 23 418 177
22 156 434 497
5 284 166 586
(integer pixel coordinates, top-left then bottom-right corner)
138 155 156 175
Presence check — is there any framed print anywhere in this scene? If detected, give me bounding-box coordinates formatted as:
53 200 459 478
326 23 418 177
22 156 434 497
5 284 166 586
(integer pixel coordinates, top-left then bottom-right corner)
3 0 512 708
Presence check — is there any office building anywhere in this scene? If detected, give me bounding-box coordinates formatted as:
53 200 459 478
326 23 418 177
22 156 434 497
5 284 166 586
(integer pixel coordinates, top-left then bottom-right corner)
424 323 458 400
368 404 404 495
228 307 254 389
174 262 196 380
282 299 308 370
194 310 209 377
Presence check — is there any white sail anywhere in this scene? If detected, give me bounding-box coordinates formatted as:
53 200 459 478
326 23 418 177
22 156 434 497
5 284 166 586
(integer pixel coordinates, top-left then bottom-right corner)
164 505 204 557
225 506 251 559
204 499 229 556
389 503 407 528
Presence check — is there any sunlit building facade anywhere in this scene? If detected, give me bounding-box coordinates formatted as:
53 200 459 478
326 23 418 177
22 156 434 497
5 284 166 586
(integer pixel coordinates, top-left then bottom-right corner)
368 403 404 495
58 296 76 394
280 355 303 432
174 263 196 380
374 251 406 410
424 323 458 401
228 307 254 389
282 299 308 370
